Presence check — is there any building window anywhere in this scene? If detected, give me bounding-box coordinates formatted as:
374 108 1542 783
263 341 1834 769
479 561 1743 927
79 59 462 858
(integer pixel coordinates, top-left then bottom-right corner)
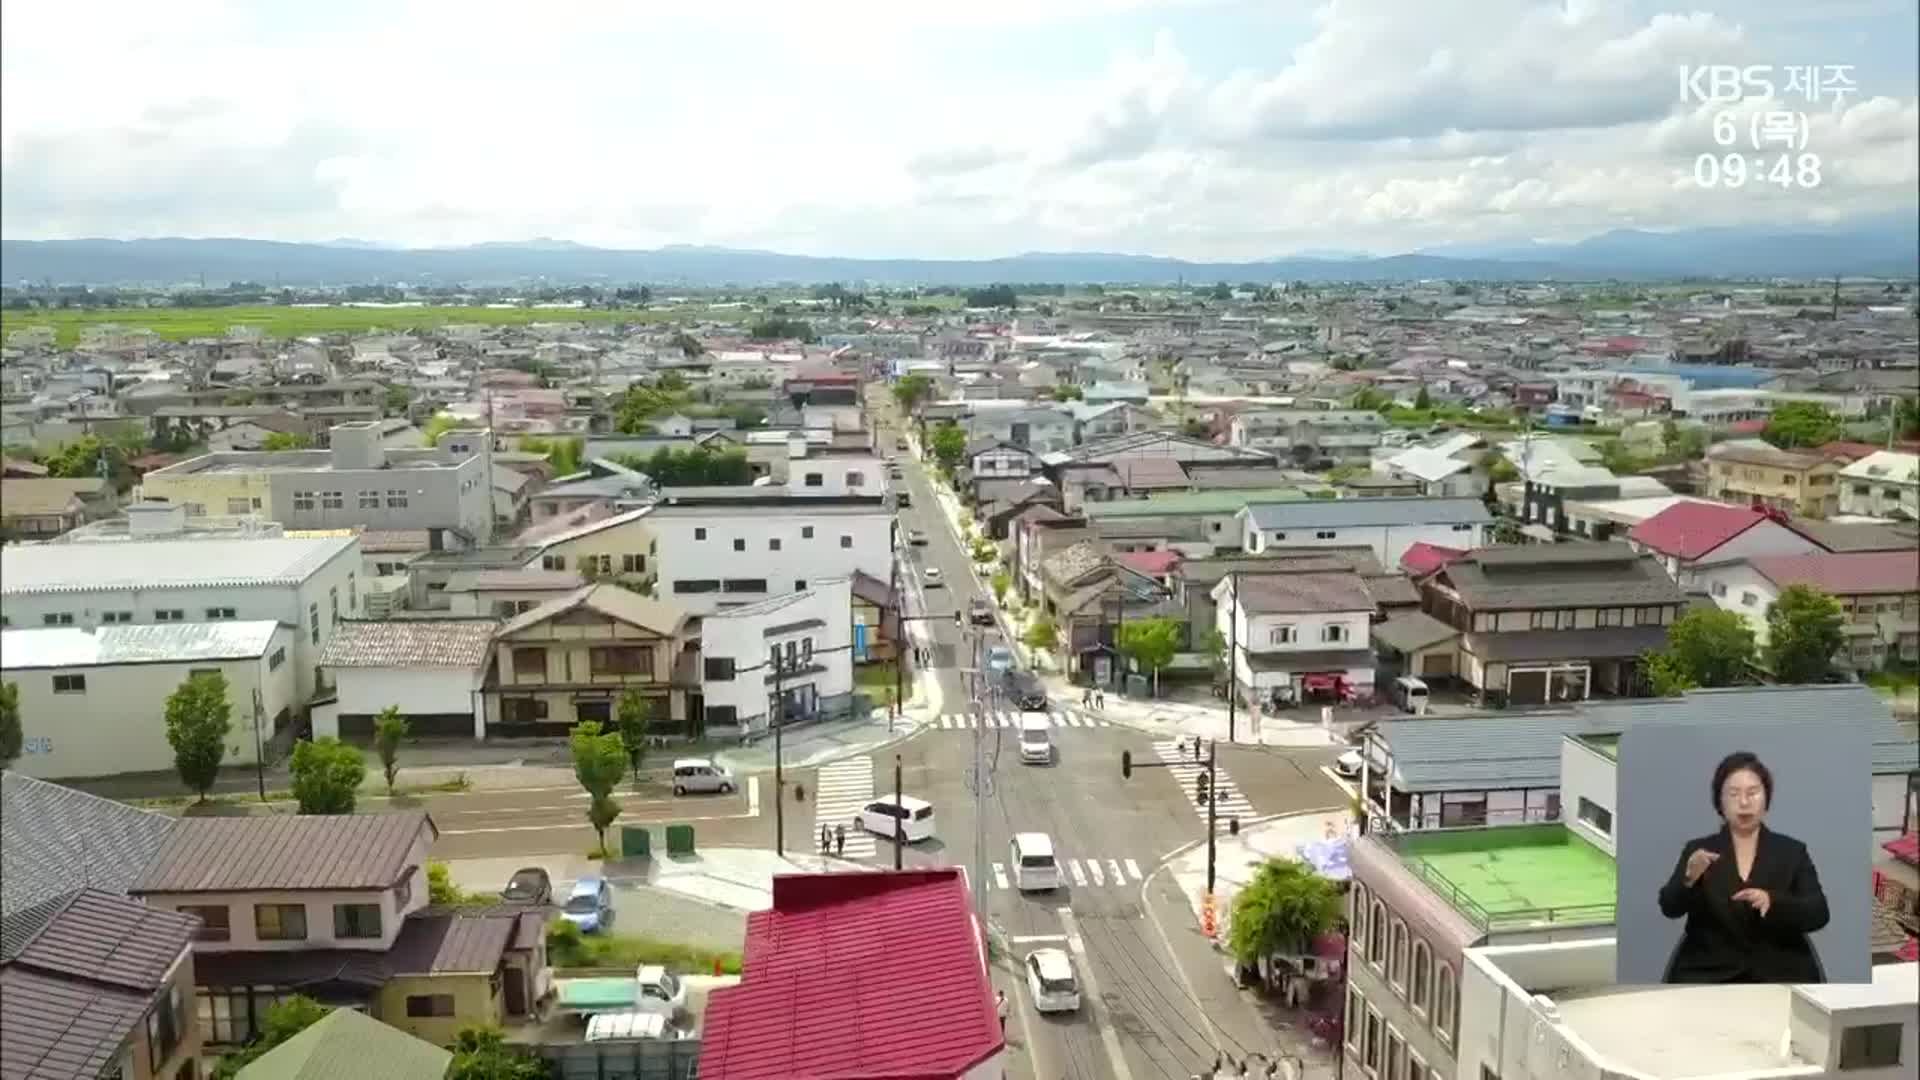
405 995 456 1018
795 579 807 592
178 904 230 942
329 588 339 623
1323 624 1348 644
1741 591 1758 607
1316 530 1337 540
359 491 380 509
733 538 746 552
673 579 721 594
502 697 548 723
1709 582 1727 597
723 579 768 593
769 537 782 551
254 903 308 941
156 609 185 622
622 554 645 574
594 554 612 575
1345 987 1364 1053
846 471 866 487
542 554 566 570
1635 605 1664 626
1410 941 1430 1015
1389 919 1408 990
321 490 343 510
269 647 286 671
226 497 250 515
1435 964 1456 1046
512 647 547 680
1839 1022 1904 1068
1349 883 1369 957
1270 625 1296 645
840 535 853 548
802 526 814 539
1368 900 1386 964
804 472 824 487
53 674 86 694
705 657 736 681
1577 796 1614 835
347 574 356 612
102 611 132 624
43 613 74 626
1386 1030 1404 1080
695 527 707 540
292 490 315 511
590 646 651 676
308 604 319 644
333 903 382 939
1365 1006 1383 1074
386 489 407 508
205 606 237 620
146 981 184 1067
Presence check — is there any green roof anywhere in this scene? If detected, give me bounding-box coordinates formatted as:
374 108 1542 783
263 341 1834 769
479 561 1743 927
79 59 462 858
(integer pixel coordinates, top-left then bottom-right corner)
236 1008 452 1080
1576 734 1620 760
1082 488 1306 518
1391 823 1617 932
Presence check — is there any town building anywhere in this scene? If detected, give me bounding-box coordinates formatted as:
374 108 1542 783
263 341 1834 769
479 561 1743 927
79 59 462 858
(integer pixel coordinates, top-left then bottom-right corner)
1707 439 1841 518
1214 568 1377 708
314 618 499 739
1624 501 1821 589
647 481 892 617
696 578 856 740
1240 497 1493 569
0 475 120 540
1839 450 1920 520
485 583 695 736
1697 551 1920 671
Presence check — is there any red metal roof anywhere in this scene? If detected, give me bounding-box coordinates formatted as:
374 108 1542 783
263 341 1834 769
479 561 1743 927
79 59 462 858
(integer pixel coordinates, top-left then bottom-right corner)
1626 502 1769 560
1815 441 1888 463
1747 550 1920 596
698 870 1003 1080
1399 541 1466 578
1116 549 1183 576
1726 419 1769 435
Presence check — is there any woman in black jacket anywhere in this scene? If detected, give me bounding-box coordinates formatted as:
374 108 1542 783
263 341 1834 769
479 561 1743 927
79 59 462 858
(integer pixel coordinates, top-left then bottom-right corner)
1659 751 1830 984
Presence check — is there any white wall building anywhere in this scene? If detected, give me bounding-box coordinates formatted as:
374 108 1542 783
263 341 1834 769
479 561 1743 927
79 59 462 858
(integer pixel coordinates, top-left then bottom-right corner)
1213 571 1378 702
1 533 362 703
696 578 855 738
650 492 892 616
313 618 498 739
1 621 299 779
1839 451 1919 520
1240 497 1492 568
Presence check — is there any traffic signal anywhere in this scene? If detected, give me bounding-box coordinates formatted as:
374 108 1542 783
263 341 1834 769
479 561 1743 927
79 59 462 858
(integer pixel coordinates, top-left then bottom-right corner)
1120 750 1132 779
953 610 964 628
1229 817 1240 837
1196 772 1210 803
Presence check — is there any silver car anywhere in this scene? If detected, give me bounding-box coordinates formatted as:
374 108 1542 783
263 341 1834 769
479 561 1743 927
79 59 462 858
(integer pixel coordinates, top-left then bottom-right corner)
672 758 736 795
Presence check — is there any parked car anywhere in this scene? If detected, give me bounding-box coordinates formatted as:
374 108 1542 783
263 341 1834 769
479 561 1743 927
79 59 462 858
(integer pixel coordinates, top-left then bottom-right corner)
1004 668 1048 711
672 758 735 796
968 598 994 627
895 437 909 450
855 795 937 843
501 867 553 904
1335 750 1365 778
556 965 685 1021
1025 948 1083 1013
561 876 615 934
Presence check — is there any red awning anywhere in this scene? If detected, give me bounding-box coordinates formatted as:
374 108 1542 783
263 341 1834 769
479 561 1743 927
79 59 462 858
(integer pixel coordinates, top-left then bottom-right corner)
1884 832 1919 868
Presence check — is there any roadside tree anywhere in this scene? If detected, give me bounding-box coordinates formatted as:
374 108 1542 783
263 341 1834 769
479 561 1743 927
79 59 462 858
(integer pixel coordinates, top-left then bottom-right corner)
571 721 627 855
0 682 20 768
165 672 232 802
1766 584 1845 683
373 706 409 793
290 737 367 814
1117 617 1182 696
1227 858 1344 970
616 688 652 786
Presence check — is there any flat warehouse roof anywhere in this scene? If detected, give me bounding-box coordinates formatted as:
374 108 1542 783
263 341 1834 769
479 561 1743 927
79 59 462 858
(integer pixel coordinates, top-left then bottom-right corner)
1 535 356 594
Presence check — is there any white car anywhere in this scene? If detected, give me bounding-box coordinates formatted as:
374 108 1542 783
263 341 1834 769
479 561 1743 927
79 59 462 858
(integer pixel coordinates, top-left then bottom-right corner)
1335 750 1365 778
855 794 937 844
1025 948 1082 1013
923 567 943 587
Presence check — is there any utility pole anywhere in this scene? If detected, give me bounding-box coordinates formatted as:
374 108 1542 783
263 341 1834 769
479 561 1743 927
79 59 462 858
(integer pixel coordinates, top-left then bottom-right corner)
1226 572 1238 745
962 627 992 920
252 688 267 801
1206 738 1219 895
772 657 785 858
890 537 903 732
894 753 905 870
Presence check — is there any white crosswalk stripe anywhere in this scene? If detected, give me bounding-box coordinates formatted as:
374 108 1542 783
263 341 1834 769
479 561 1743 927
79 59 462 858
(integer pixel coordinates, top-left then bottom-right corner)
982 855 1145 892
1152 739 1257 822
812 758 878 858
933 711 1111 730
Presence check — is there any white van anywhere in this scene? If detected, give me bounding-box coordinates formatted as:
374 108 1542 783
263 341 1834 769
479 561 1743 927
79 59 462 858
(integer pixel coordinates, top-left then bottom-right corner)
856 795 937 844
1018 715 1053 764
1390 676 1430 716
1010 832 1062 891
671 759 735 796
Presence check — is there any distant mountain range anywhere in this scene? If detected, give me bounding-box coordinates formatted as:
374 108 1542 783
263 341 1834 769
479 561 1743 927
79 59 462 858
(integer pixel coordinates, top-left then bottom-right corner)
3 216 1914 287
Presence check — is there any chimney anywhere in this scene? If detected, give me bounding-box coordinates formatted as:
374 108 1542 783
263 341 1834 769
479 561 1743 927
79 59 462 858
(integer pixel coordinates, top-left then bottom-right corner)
126 501 187 537
328 421 387 470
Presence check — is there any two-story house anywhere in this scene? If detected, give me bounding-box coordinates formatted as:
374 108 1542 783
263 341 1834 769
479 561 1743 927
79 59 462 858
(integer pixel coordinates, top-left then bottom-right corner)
1420 543 1688 706
485 583 696 736
519 505 657 589
1037 540 1177 688
1213 569 1377 709
1229 409 1386 466
1697 551 1920 672
1707 439 1840 518
1623 501 1821 590
1240 498 1492 569
0 476 121 541
1839 450 1920 520
963 438 1043 483
696 579 856 740
1 889 203 1080
128 813 549 1051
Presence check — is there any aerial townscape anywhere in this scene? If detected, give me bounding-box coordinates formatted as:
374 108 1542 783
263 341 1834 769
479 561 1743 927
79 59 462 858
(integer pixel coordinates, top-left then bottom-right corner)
1 5 1918 1080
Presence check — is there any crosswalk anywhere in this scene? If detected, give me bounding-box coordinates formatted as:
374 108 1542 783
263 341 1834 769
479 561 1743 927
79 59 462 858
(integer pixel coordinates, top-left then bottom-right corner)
933 711 1113 730
986 856 1145 892
1152 739 1257 822
812 758 878 859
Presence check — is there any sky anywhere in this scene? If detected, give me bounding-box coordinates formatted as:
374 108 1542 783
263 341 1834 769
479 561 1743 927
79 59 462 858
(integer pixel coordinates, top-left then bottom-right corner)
2 0 1917 261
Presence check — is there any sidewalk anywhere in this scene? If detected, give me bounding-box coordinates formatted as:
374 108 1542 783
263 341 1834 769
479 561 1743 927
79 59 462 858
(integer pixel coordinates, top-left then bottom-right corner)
714 705 936 774
1055 686 1346 749
1167 809 1355 956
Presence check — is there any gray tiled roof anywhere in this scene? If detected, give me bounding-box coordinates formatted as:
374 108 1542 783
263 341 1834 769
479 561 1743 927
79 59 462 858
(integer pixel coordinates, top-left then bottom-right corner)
1236 571 1375 615
318 618 499 669
0 964 151 1080
1244 496 1491 531
1 773 175 916
1437 542 1685 610
5 888 198 992
131 812 435 894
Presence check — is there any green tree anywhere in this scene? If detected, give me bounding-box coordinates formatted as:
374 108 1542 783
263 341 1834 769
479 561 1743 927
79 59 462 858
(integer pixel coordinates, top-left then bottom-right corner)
0 681 20 769
1200 629 1227 683
1226 858 1344 968
421 413 461 443
613 383 685 433
373 706 408 794
289 737 367 814
1644 648 1698 697
891 374 933 417
1117 617 1182 696
571 721 627 855
446 1027 549 1080
1023 617 1059 651
1052 383 1083 402
1349 387 1391 413
1761 401 1840 450
1486 454 1520 484
1209 282 1233 301
1896 396 1920 439
1766 584 1845 683
615 688 652 786
929 422 967 473
670 331 705 357
1414 385 1432 410
212 995 330 1078
989 570 1011 604
748 316 817 343
965 284 1018 309
165 672 231 802
383 385 412 415
1660 607 1757 687
1663 422 1708 461
260 431 313 451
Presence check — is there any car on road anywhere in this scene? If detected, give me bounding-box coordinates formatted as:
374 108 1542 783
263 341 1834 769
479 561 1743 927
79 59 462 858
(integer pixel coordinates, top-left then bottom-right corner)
671 758 735 796
1335 750 1365 778
923 566 943 587
1017 715 1053 763
1004 668 1048 711
1010 832 1061 890
501 866 553 905
968 598 994 627
906 529 928 546
855 794 937 843
1025 948 1083 1013
561 876 615 934
895 489 911 507
895 437 909 450
985 645 1014 673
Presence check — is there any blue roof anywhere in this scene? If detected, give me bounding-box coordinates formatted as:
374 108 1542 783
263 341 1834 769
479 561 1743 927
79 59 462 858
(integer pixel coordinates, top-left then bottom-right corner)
1616 365 1774 390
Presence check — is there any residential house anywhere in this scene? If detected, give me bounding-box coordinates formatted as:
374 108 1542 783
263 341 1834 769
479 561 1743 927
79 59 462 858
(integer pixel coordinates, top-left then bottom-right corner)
1010 509 1088 606
0 476 121 540
696 578 856 740
1 531 361 704
699 870 1005 1080
1624 502 1821 589
1840 450 1920 520
443 568 585 617
1 621 299 780
1036 540 1177 687
205 411 311 452
963 437 1043 482
485 584 695 736
1787 518 1920 554
1084 488 1308 556
1068 400 1156 443
970 477 1064 541
1370 433 1489 498
234 1007 452 1080
139 421 498 545
1 890 203 1080
1706 439 1841 518
1697 551 1920 672
1230 408 1386 466
313 618 499 739
128 814 548 1050
957 404 1076 455
1240 497 1492 569
1420 543 1688 704
1 772 177 916
1214 568 1377 709
1044 431 1278 511
519 505 657 588
525 457 656 522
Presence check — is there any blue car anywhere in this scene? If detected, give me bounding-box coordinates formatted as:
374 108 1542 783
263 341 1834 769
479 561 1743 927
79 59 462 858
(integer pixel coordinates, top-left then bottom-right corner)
560 877 614 934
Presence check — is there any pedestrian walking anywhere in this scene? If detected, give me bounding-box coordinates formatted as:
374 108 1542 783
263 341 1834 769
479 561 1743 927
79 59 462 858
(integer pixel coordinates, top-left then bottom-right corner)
820 824 831 853
834 824 847 857
994 990 1008 1033
1095 689 1105 710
